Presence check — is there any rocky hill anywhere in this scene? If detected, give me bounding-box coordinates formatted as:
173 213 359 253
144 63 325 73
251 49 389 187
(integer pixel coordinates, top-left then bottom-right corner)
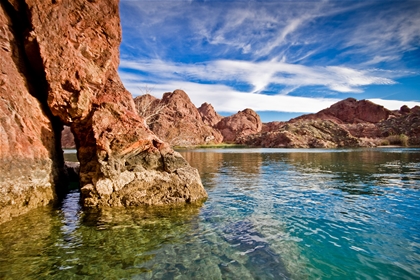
130 91 418 148
240 99 420 148
134 90 223 146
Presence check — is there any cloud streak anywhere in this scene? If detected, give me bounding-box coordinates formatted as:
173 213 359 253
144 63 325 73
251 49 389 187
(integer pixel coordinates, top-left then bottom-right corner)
120 58 397 95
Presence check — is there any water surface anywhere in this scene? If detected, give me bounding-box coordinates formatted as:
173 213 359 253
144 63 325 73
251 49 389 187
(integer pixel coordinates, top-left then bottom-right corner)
1 148 419 279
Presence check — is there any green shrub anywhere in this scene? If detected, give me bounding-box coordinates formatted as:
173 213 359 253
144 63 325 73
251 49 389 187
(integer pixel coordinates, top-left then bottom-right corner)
386 134 409 146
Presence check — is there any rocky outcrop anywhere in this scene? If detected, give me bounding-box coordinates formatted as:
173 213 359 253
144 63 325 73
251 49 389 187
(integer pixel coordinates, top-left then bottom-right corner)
198 102 223 127
0 0 206 222
134 90 223 146
216 108 262 143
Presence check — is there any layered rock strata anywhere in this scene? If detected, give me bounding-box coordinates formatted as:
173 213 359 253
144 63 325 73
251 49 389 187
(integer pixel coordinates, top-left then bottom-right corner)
0 0 206 220
134 90 223 146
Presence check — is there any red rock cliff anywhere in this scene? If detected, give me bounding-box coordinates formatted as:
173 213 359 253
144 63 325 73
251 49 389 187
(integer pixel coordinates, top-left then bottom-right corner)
0 0 206 223
0 0 63 223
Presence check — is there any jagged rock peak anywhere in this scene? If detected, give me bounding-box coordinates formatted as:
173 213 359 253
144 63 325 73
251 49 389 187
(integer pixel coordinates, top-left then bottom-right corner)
134 90 223 146
198 102 223 127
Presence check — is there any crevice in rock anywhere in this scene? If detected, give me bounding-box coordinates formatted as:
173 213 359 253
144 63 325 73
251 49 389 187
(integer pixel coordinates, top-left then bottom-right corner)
1 0 67 199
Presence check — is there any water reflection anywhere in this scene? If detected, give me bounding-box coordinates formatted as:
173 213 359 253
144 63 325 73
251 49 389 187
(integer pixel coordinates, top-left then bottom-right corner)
0 193 204 279
1 148 419 279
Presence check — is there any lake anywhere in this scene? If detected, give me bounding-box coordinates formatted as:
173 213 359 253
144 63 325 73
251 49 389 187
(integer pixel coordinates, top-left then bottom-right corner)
1 148 419 279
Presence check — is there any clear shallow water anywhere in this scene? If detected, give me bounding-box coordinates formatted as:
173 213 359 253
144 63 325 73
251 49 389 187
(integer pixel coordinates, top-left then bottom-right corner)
1 148 420 279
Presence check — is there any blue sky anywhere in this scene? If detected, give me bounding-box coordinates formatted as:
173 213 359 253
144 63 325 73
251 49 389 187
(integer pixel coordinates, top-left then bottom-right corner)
118 0 420 122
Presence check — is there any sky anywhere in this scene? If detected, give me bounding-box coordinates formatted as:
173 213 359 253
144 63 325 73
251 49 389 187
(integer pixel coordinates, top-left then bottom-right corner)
118 0 420 122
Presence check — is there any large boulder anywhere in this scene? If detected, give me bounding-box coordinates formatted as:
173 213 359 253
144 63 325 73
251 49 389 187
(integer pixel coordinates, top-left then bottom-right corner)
134 90 223 146
0 0 207 219
216 108 262 143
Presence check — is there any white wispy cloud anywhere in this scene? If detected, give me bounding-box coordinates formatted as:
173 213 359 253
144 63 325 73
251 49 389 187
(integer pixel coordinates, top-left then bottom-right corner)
120 58 397 95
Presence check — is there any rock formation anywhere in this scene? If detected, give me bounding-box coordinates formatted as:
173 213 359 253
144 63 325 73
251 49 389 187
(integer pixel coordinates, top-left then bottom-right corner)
198 102 223 127
240 99 419 148
216 108 262 143
378 105 420 145
0 0 206 223
134 90 223 146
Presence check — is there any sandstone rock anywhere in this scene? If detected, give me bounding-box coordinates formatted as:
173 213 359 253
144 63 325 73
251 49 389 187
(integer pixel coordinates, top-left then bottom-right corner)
216 108 262 143
0 2 63 224
134 90 223 146
198 102 223 127
1 0 207 216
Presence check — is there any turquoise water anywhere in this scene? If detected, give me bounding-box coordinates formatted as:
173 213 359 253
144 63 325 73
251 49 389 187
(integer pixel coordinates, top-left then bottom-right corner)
1 148 419 279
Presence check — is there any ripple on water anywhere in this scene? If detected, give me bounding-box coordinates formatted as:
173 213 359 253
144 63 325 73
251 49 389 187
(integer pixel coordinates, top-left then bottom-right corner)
0 148 420 279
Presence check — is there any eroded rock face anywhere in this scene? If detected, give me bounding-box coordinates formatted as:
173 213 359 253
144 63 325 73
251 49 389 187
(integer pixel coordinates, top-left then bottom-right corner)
134 90 223 146
0 2 62 224
198 102 223 127
216 108 262 143
1 0 206 215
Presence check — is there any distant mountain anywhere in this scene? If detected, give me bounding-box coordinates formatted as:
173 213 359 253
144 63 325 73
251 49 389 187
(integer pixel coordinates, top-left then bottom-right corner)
240 98 420 148
62 92 419 149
